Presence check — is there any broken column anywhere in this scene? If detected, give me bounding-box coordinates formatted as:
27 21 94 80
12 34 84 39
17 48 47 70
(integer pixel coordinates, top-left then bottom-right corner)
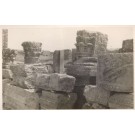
22 42 42 64
65 30 108 109
36 73 77 109
3 41 49 110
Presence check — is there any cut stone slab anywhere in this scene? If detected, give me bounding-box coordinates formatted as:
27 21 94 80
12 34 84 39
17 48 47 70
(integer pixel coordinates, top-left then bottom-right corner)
2 69 13 79
49 73 75 92
3 83 39 109
84 85 110 106
40 91 77 109
36 73 76 92
108 93 134 109
10 63 52 77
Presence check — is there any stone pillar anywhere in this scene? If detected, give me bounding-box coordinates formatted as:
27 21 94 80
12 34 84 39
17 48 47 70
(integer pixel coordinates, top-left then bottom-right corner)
53 50 65 73
22 42 42 64
75 30 108 59
119 39 133 53
2 29 8 49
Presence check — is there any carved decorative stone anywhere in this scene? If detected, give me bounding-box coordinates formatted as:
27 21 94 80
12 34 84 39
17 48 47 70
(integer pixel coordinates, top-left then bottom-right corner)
22 42 42 64
97 53 133 93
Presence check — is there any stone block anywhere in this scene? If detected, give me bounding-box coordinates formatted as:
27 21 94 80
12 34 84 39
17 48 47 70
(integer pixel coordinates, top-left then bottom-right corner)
97 53 133 92
40 91 77 109
82 103 93 109
2 69 13 79
10 63 51 77
98 64 133 92
108 93 134 109
49 73 75 92
97 53 133 83
3 83 39 109
35 74 50 90
84 85 110 106
12 75 36 89
36 73 76 92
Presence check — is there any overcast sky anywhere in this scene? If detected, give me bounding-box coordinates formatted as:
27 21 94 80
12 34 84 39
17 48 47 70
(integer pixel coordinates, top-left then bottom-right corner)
1 26 134 51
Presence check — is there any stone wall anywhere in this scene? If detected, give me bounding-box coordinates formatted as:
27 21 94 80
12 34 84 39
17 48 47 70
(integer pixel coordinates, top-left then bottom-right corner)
2 42 77 110
83 53 133 109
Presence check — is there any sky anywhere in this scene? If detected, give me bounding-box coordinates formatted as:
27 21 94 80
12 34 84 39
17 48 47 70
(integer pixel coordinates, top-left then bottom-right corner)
1 26 134 52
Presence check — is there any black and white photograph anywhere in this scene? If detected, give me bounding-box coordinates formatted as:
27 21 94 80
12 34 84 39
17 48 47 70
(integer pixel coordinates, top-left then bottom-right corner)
1 26 134 110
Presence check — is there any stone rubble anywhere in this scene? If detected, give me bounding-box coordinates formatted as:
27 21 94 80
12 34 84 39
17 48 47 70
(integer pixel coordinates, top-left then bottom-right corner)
2 32 134 110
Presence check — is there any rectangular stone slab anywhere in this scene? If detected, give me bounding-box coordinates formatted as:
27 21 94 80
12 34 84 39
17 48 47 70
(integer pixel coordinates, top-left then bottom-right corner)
84 85 110 106
3 95 39 110
3 83 39 109
108 93 134 109
40 91 77 109
36 73 76 92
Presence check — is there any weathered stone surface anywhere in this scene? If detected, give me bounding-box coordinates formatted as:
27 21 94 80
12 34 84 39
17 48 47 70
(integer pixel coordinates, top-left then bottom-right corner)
35 74 50 90
84 85 110 106
22 41 42 64
3 83 39 109
75 30 108 59
10 63 52 77
12 75 36 89
97 53 133 92
2 69 13 79
92 103 107 109
98 64 133 92
36 73 76 92
119 39 133 53
3 79 11 93
108 93 134 109
53 50 65 73
40 91 77 109
82 103 93 109
49 73 75 92
74 57 97 64
65 64 93 76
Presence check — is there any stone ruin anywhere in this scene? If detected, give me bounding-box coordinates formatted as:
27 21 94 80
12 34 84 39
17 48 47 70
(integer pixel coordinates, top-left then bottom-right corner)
119 39 133 53
2 30 134 109
3 42 76 109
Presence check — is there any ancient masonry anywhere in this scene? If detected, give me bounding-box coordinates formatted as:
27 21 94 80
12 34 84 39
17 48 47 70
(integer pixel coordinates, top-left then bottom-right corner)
2 30 134 109
2 29 8 49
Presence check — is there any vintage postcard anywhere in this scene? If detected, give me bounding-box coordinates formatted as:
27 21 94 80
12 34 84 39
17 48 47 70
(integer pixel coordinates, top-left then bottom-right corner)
1 26 134 109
